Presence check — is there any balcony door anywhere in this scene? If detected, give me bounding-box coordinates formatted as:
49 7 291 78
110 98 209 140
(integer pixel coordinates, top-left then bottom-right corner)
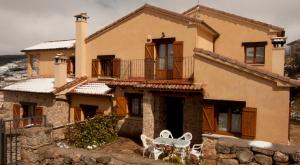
153 38 183 80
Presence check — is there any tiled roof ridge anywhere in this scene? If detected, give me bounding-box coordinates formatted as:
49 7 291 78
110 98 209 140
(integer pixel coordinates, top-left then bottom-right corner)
182 5 284 32
287 38 300 46
194 48 300 87
53 76 88 94
44 39 75 43
86 3 219 42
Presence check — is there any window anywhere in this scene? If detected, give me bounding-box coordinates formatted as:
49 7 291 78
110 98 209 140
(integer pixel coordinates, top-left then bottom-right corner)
80 105 98 119
216 103 243 134
98 55 115 77
242 42 267 64
126 94 143 117
158 43 174 70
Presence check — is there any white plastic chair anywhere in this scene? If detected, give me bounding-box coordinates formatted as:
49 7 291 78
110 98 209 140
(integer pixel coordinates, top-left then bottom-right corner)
190 144 203 161
159 130 173 138
140 134 163 160
178 132 193 141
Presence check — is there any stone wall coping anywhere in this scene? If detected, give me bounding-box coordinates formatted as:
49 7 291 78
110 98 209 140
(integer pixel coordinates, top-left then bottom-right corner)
217 137 300 155
202 133 239 140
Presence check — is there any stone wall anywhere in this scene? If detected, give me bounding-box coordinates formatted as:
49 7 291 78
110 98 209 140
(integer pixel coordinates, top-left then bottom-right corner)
202 135 300 165
2 91 69 127
20 127 52 165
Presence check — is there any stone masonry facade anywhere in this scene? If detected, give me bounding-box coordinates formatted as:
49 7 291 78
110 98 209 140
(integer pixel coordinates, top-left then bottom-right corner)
2 91 69 127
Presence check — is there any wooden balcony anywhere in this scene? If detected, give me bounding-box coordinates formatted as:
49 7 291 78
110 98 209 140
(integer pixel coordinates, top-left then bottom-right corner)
116 56 194 81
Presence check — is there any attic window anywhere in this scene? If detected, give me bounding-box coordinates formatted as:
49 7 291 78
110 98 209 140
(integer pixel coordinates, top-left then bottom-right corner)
242 42 267 64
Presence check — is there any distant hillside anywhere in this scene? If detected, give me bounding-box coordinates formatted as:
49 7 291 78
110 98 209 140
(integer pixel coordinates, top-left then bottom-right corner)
0 55 26 66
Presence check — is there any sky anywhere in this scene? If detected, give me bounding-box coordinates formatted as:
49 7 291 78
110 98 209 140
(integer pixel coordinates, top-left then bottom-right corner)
0 0 299 55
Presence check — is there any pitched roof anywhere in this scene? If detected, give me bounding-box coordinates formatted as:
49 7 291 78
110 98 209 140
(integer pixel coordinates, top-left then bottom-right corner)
69 82 112 96
22 39 75 52
287 39 300 46
182 5 284 33
194 48 300 87
1 78 74 93
86 4 219 42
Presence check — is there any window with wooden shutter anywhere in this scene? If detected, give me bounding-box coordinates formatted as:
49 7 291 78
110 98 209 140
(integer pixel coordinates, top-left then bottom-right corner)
92 59 99 77
34 106 43 125
202 105 215 133
116 96 127 117
74 107 82 122
67 59 71 74
145 43 155 79
112 58 121 78
173 41 183 79
241 107 257 139
13 104 21 128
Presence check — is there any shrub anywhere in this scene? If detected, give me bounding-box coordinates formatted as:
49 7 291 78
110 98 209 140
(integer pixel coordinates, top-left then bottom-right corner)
66 115 118 148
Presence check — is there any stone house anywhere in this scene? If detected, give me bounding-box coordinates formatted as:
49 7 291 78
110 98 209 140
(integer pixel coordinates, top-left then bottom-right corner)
1 4 299 144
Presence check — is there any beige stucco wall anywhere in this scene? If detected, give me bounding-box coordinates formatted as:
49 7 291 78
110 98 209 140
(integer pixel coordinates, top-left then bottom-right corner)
194 56 290 144
186 10 278 72
69 94 111 122
86 10 214 77
25 49 74 77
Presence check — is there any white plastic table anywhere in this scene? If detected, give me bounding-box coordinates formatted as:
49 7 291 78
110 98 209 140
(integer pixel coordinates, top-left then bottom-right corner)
154 137 190 148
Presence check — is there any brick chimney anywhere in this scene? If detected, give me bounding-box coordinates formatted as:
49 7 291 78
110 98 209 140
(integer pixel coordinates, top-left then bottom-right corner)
271 37 287 76
54 54 67 88
74 13 89 78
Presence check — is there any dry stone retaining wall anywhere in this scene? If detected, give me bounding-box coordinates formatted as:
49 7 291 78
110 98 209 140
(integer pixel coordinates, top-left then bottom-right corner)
202 135 300 165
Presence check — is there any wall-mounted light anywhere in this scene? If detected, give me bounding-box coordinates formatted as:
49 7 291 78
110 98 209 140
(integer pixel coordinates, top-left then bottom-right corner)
146 34 152 43
161 32 165 38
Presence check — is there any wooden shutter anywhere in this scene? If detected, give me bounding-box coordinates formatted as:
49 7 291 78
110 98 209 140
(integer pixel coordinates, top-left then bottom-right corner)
202 105 215 133
67 59 71 74
145 43 155 79
116 96 127 117
242 107 257 139
173 41 183 79
74 107 82 122
92 59 99 77
34 106 43 125
13 104 21 128
96 109 104 116
113 58 121 78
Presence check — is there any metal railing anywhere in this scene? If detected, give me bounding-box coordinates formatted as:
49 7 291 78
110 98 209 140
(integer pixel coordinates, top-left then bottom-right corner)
291 111 300 122
119 56 194 80
0 115 47 165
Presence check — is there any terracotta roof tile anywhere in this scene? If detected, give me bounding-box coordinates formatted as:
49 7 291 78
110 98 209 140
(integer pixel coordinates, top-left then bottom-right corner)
194 48 300 87
53 76 88 94
182 5 284 33
86 4 219 42
103 79 203 92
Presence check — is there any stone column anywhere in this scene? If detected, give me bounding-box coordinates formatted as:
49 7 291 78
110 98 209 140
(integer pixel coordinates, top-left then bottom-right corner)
142 91 155 138
20 127 52 165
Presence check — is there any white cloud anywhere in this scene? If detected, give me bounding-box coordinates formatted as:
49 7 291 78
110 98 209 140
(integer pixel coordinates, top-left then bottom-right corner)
0 0 299 54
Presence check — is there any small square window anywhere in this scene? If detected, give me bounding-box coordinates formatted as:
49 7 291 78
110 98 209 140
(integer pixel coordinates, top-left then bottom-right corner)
243 42 267 64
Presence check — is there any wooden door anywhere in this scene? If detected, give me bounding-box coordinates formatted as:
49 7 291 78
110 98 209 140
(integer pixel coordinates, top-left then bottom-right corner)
74 107 82 122
241 107 257 139
156 44 168 80
202 105 215 133
173 41 183 79
13 104 21 128
33 106 43 125
116 96 127 117
145 43 155 79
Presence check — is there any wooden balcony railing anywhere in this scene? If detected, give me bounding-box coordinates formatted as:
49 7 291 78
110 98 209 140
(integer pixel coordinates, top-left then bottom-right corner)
118 56 194 81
